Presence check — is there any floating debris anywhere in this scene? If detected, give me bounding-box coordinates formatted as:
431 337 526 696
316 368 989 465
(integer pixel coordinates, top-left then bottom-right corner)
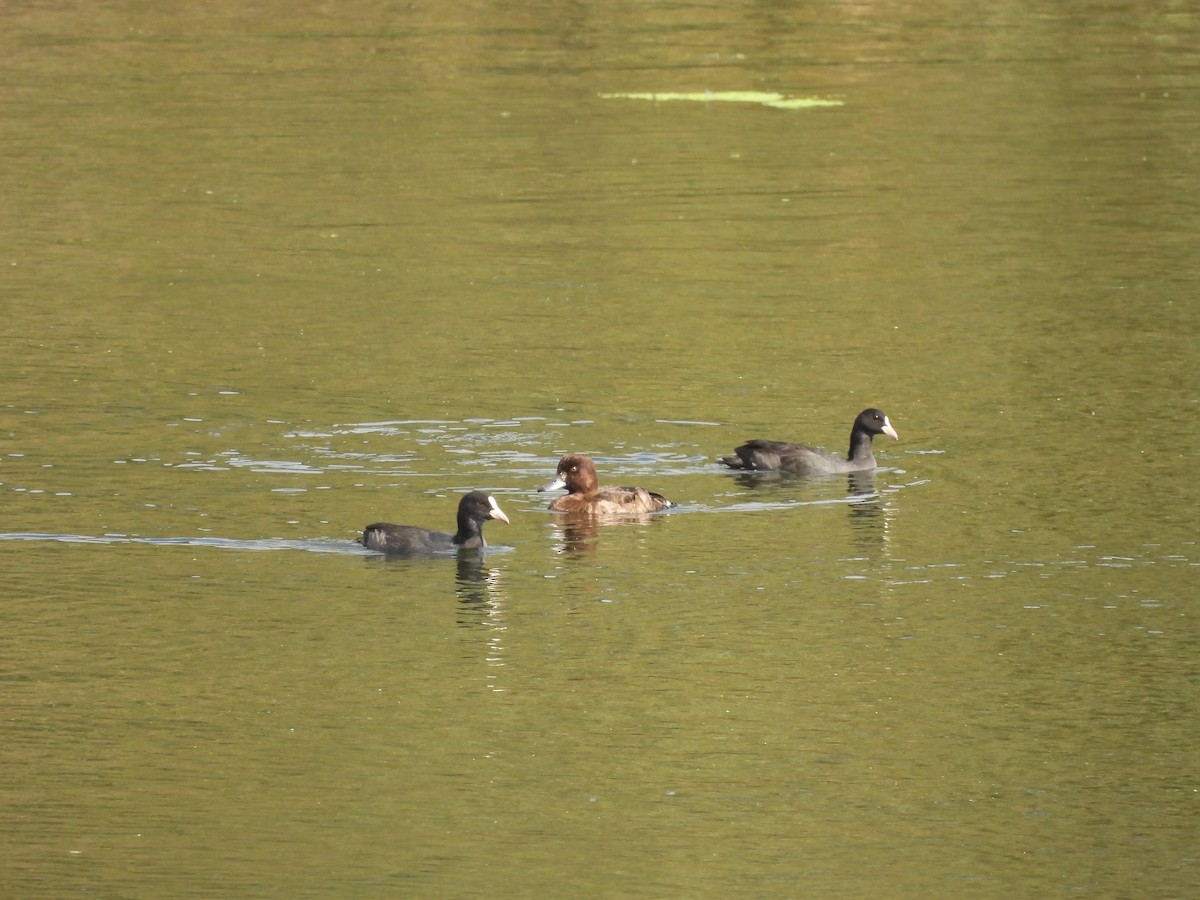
599 91 843 110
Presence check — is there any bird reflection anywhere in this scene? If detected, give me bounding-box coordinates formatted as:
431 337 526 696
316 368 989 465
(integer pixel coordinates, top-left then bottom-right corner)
845 470 890 554
360 542 509 689
549 510 666 557
845 469 878 498
454 552 505 611
451 553 508 693
728 467 894 556
362 548 507 615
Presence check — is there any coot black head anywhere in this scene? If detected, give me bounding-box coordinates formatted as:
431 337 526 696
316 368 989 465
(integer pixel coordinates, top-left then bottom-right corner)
855 408 899 442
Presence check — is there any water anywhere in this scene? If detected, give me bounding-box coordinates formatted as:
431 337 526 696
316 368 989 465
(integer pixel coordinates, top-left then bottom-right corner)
3 2 1198 897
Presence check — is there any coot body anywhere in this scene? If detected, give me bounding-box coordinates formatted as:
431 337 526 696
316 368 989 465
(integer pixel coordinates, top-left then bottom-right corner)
721 408 899 475
362 491 509 554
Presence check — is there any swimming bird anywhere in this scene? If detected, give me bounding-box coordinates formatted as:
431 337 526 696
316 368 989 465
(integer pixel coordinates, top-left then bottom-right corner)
362 491 509 554
721 408 899 475
539 454 675 515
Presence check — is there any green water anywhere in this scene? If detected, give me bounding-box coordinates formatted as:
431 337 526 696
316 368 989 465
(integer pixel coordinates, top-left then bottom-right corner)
3 2 1197 897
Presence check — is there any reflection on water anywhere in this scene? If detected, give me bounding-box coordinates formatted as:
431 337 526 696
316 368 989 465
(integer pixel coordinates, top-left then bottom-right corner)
453 552 505 607
453 554 509 693
723 466 899 558
547 509 672 557
844 469 891 555
358 545 511 690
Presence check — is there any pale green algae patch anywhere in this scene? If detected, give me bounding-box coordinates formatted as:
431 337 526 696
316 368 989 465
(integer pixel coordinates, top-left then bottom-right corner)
599 91 843 109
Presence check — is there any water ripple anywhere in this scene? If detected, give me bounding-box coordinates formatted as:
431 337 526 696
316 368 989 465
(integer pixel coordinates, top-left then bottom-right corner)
0 532 364 555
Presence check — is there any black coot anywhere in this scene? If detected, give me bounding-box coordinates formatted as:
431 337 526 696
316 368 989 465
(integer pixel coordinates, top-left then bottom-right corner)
362 491 509 554
721 408 899 475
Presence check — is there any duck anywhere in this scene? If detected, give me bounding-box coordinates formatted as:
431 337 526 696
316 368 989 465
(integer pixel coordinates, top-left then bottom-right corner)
361 490 509 554
721 408 899 475
539 454 675 515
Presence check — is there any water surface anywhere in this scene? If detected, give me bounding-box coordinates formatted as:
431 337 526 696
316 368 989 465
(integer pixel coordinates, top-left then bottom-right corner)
2 2 1198 897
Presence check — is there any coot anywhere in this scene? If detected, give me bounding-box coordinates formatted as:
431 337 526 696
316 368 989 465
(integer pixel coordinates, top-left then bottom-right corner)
362 490 509 554
721 408 899 475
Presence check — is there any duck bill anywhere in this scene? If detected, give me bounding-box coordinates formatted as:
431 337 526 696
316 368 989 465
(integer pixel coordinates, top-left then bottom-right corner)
488 496 510 524
538 475 566 493
882 418 899 441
